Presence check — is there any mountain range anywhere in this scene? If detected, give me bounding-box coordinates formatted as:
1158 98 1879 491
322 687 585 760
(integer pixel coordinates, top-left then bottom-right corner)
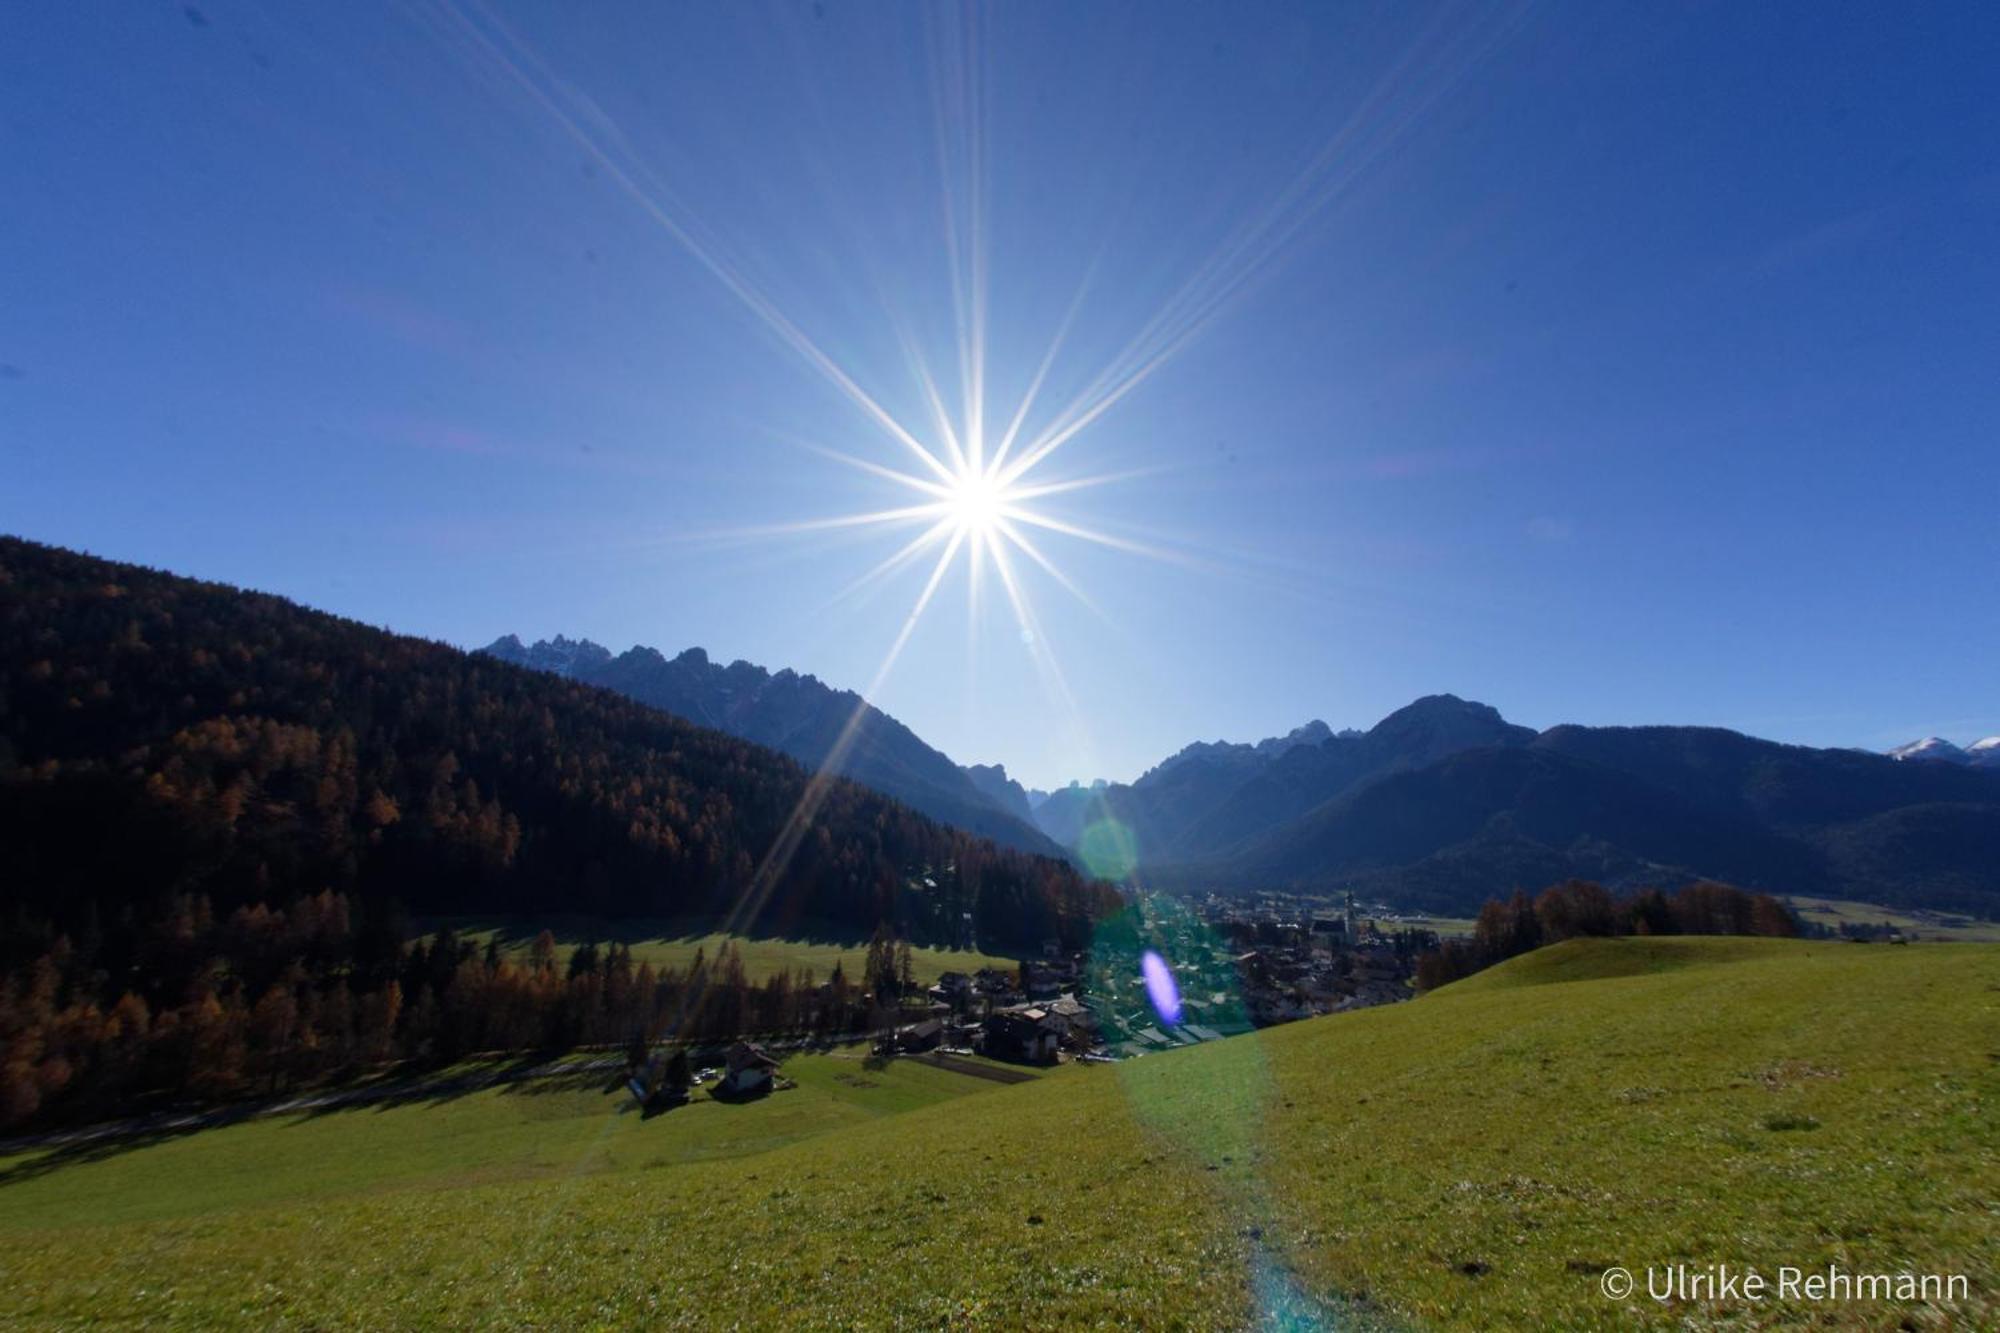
1037 697 2000 916
481 631 1999 918
482 635 1062 860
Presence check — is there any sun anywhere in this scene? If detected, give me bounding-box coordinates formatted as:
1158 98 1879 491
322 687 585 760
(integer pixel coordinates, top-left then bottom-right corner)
945 467 1009 536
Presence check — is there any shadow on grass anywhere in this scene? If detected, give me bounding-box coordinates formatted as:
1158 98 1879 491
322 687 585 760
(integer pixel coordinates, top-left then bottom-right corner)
0 1115 240 1188
496 1066 629 1099
418 914 886 953
0 1054 638 1187
297 1053 558 1117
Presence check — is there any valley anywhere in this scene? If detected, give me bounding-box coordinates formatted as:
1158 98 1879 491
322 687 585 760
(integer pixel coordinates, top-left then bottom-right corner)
8 3 1997 1325
3 938 1991 1328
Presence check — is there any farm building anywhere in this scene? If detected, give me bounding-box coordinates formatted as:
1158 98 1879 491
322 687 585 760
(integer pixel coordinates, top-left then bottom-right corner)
717 1041 780 1097
982 1008 1062 1064
896 1018 945 1053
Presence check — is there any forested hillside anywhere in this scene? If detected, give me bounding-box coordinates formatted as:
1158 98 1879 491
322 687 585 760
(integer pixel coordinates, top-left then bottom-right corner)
0 537 1120 1126
483 634 1064 858
0 538 1113 958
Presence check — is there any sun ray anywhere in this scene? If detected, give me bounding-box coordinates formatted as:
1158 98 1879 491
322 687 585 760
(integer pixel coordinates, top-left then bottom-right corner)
987 259 1098 477
781 438 955 500
966 525 986 673
713 524 967 937
694 502 949 542
895 327 969 475
995 506 1181 563
987 532 1090 733
1001 465 1175 505
925 2 988 477
869 524 970 696
421 0 956 487
831 516 956 608
408 0 1526 937
997 327 1201 488
989 4 1529 489
993 517 1102 616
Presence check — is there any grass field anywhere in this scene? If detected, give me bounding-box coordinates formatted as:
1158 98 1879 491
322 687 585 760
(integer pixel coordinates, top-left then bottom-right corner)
0 1051 1022 1233
1788 895 2000 942
3 937 1994 1328
422 915 1022 985
1387 915 1478 937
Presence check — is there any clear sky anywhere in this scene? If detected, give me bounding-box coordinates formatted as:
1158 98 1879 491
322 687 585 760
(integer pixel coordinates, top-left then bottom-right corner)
5 2 1997 789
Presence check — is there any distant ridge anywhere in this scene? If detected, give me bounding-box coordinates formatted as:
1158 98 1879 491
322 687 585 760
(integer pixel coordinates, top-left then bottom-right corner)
483 635 1067 860
962 762 1036 824
1036 699 2000 917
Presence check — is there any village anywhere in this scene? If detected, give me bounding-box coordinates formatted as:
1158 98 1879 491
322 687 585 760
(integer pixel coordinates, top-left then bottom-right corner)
627 890 1446 1108
888 890 1444 1060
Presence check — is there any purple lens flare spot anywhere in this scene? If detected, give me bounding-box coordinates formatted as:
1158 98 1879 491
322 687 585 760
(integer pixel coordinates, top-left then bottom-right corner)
1141 949 1181 1027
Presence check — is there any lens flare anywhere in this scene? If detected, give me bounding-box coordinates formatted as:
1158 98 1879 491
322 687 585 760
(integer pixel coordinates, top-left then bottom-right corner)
1077 816 1140 883
1141 949 1181 1028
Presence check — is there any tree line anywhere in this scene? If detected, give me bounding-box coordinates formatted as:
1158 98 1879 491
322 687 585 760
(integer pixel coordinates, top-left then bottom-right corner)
1413 879 1799 990
0 891 937 1130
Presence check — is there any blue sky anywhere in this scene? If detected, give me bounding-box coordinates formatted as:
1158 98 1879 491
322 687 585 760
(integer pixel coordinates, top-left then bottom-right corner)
5 2 1996 788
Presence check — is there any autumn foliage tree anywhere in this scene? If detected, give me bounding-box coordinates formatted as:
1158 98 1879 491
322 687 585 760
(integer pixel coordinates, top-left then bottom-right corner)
0 536 1124 1130
1417 879 1799 991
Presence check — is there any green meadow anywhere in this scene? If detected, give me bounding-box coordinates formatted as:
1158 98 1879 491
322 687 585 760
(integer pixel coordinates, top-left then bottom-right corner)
3 937 1994 1329
1788 895 2000 942
423 916 1021 985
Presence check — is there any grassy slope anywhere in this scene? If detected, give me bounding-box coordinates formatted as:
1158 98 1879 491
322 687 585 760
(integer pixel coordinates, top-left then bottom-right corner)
3 939 1994 1329
425 916 1021 985
0 1053 1014 1232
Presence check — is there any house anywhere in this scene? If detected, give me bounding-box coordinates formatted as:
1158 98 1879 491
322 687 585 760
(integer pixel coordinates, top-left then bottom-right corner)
716 1040 779 1097
1023 965 1062 1001
896 1018 945 1053
1045 995 1087 1028
973 967 1016 993
982 1008 1061 1064
928 971 974 1009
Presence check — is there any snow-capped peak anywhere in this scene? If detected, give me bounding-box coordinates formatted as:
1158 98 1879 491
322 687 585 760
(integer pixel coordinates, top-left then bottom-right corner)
1969 736 2000 754
1887 736 1969 764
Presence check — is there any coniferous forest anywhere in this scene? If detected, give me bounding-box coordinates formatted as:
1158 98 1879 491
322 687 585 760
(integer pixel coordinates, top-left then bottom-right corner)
0 537 1118 1127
